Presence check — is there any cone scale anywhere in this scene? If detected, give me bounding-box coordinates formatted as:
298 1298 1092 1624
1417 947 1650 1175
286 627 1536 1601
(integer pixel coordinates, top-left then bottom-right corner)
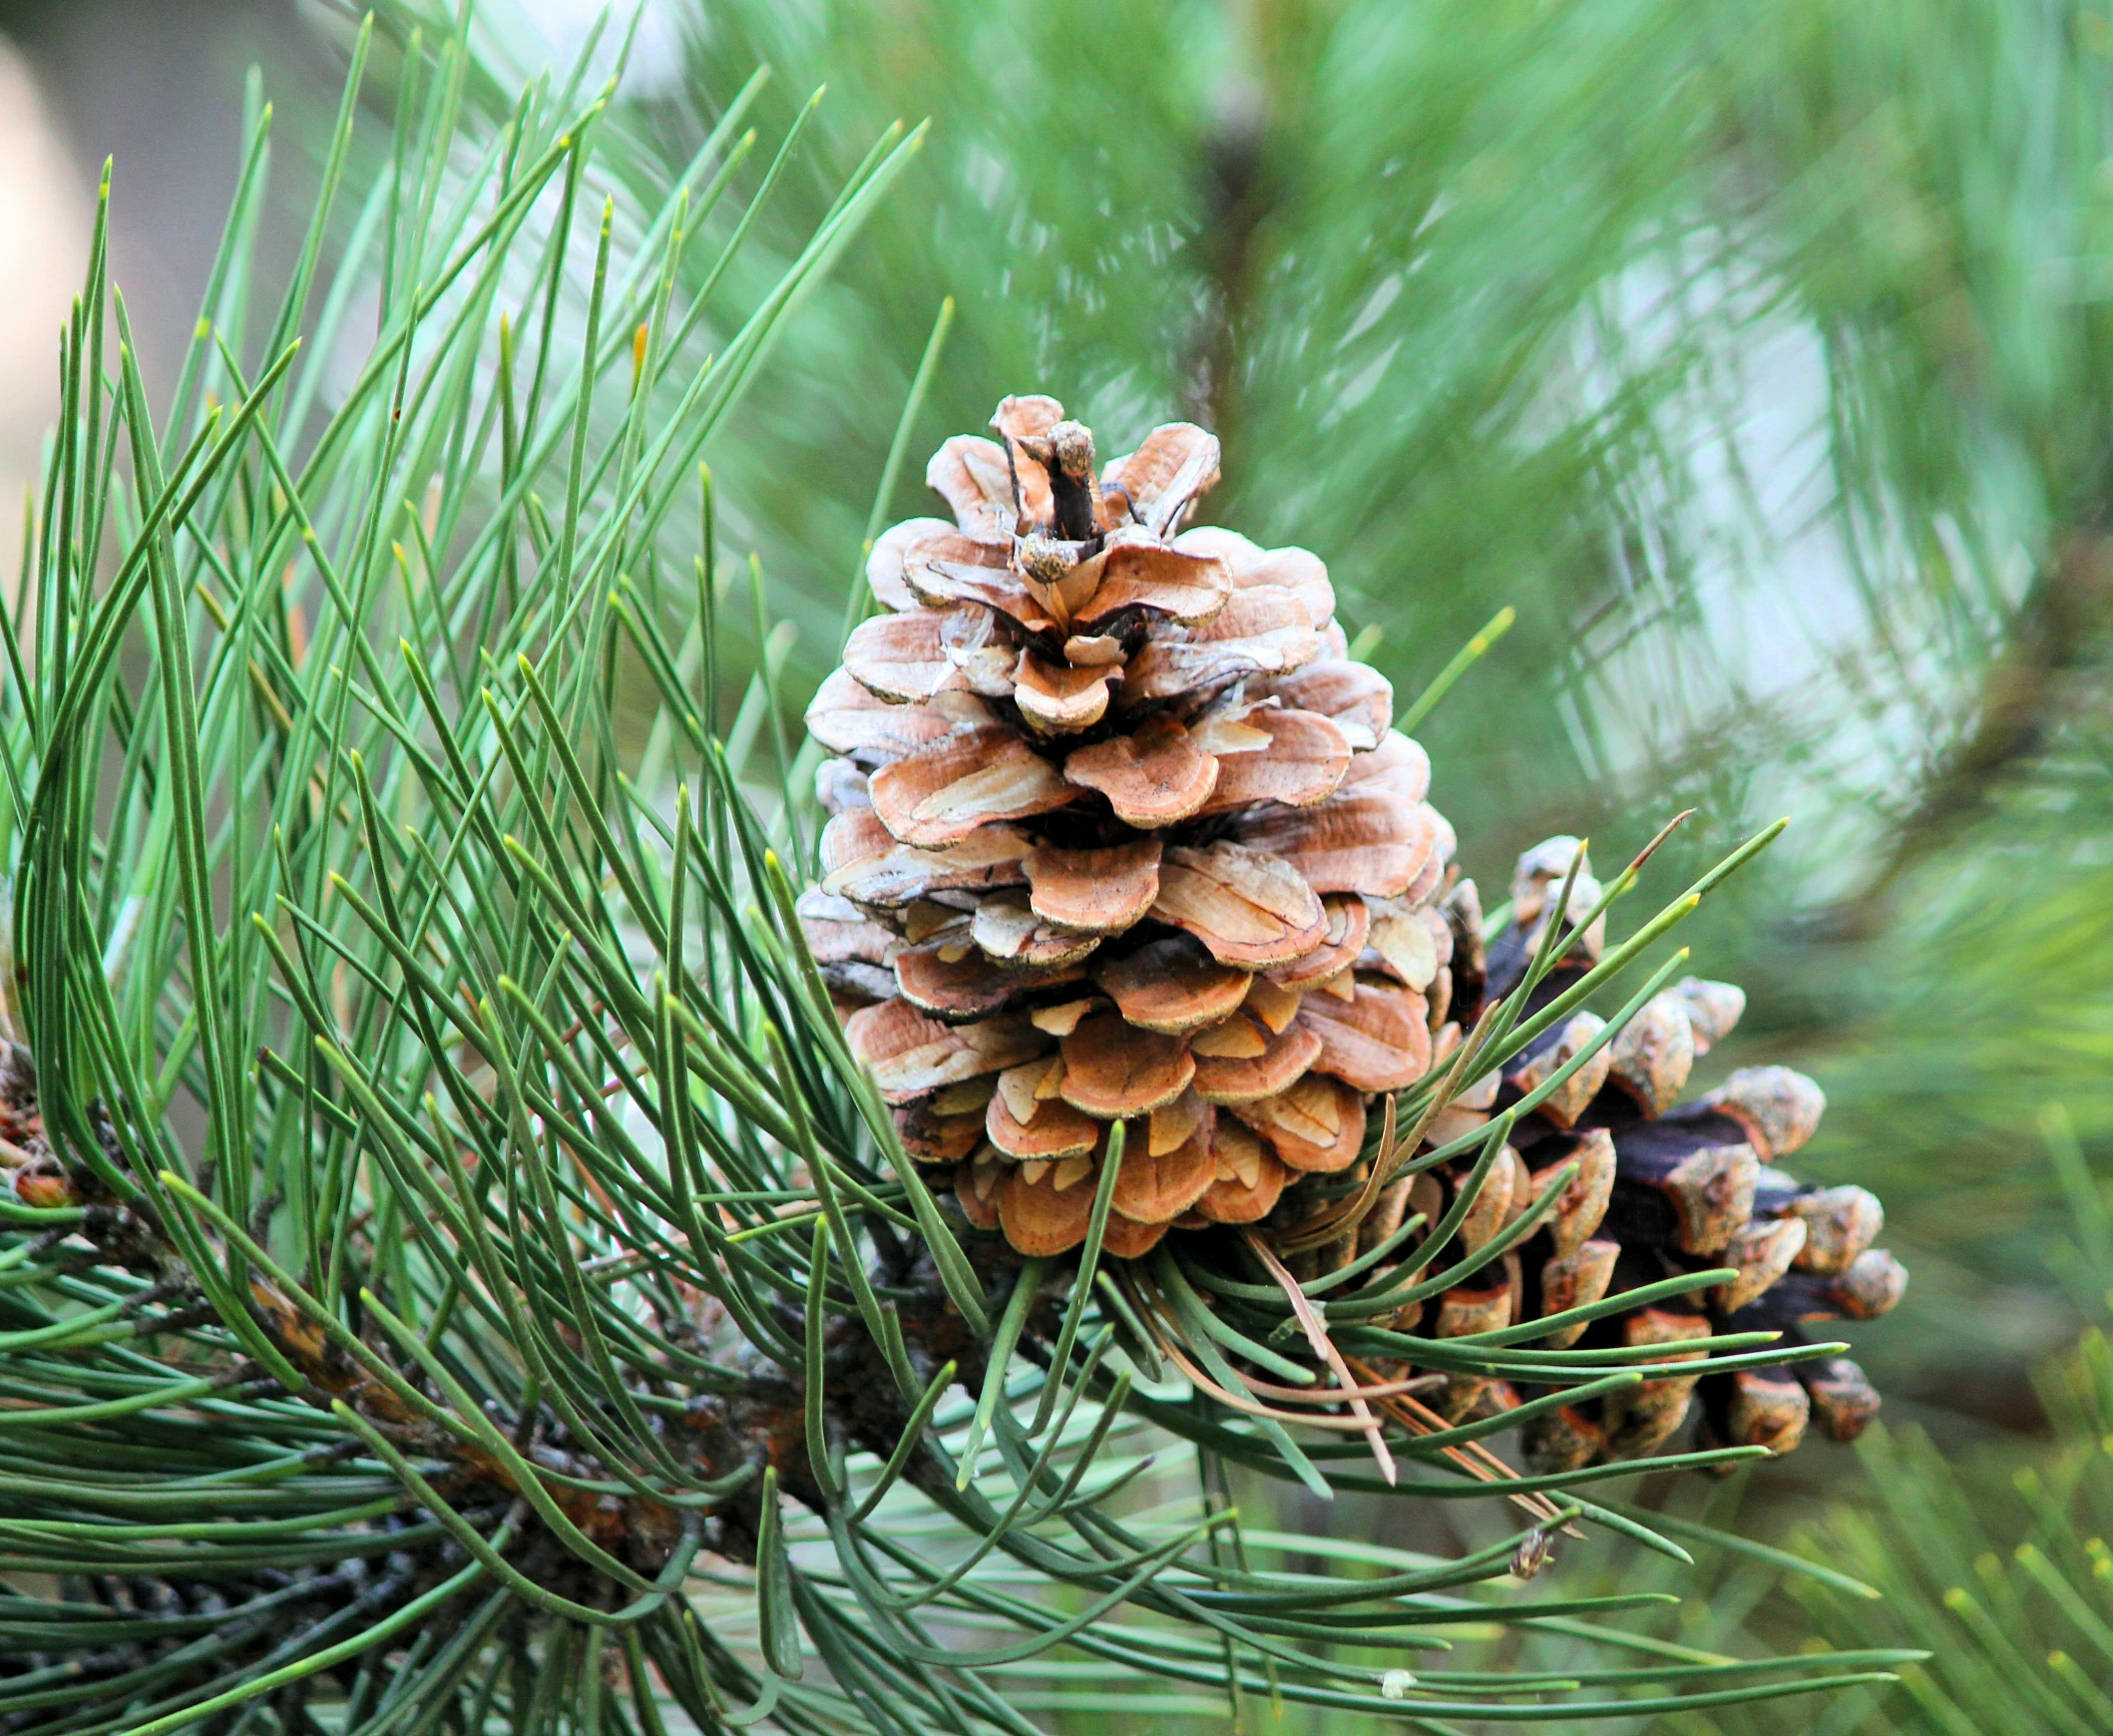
801 397 1903 1466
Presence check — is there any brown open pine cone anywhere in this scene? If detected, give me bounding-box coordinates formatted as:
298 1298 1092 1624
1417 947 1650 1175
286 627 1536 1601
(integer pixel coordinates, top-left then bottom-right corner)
803 396 1453 1262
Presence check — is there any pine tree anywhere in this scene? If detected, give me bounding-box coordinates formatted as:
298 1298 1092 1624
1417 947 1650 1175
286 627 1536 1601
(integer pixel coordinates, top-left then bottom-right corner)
0 12 1921 1735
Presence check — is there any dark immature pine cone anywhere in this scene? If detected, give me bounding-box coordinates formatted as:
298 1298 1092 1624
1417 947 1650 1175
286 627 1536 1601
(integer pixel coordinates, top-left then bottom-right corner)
1421 839 1903 1464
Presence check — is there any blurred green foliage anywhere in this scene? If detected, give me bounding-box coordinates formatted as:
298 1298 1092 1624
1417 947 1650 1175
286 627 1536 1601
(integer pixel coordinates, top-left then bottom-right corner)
454 0 2113 1427
0 0 2105 1716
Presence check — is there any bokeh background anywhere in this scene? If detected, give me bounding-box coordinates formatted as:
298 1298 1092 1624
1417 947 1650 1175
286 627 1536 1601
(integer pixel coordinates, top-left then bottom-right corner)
4 0 2111 1726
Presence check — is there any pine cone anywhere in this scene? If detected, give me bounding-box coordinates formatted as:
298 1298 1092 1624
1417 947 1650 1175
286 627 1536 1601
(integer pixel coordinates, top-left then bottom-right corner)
803 396 1453 1260
1433 839 1905 1464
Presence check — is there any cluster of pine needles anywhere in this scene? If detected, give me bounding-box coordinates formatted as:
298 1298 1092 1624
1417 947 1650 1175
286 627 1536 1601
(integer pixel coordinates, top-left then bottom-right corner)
0 11 1921 1734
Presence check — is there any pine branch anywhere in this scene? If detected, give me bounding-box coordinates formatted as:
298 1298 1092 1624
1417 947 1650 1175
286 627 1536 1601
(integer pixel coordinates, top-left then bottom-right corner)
0 10 1932 1733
